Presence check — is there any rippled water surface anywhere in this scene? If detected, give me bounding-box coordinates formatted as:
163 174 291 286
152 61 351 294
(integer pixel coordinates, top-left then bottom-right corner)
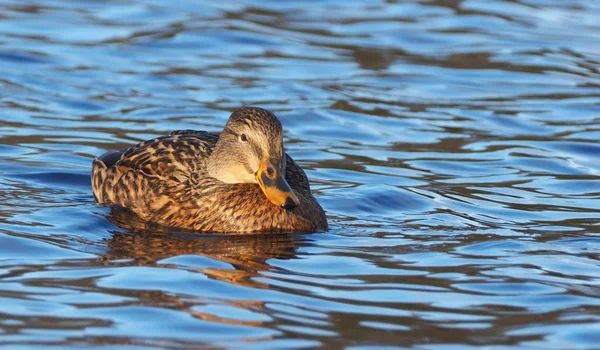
1 0 600 348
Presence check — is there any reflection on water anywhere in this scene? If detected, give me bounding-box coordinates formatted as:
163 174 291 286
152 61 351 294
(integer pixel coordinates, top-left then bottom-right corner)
104 207 301 287
1 0 600 348
106 230 298 285
103 216 304 341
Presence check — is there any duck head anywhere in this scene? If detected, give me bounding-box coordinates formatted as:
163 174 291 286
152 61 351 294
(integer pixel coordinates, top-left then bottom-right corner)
207 107 300 210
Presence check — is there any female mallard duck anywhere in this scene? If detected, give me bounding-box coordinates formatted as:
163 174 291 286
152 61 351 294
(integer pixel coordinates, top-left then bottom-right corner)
92 107 327 233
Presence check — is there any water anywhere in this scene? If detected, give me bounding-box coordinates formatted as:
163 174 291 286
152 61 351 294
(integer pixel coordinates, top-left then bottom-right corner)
1 0 599 348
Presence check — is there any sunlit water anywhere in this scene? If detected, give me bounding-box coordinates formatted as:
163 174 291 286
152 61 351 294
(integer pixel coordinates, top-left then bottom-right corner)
1 0 599 348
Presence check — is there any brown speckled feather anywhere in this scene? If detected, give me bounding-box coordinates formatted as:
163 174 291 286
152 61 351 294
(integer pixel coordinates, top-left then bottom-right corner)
92 130 327 233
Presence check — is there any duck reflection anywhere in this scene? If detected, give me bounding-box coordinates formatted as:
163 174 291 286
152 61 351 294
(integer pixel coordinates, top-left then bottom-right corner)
102 207 305 289
100 207 308 332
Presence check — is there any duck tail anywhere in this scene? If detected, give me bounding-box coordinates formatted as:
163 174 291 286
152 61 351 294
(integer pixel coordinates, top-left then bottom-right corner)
91 158 108 204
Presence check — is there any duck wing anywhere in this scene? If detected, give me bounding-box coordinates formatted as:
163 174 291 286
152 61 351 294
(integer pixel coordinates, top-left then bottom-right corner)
284 154 312 194
91 132 218 209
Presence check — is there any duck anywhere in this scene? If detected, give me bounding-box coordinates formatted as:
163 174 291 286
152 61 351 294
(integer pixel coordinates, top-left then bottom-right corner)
91 107 327 233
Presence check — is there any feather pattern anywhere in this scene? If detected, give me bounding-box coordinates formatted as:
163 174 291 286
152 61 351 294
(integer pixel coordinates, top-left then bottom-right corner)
91 108 327 233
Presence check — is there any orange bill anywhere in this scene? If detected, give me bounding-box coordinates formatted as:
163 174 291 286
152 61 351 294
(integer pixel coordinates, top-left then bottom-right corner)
256 158 300 209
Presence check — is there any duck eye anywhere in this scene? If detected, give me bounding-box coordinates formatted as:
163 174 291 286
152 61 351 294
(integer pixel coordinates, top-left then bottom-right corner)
240 134 248 142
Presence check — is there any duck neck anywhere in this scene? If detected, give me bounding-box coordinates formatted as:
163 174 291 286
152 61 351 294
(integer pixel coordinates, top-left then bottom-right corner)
206 141 255 184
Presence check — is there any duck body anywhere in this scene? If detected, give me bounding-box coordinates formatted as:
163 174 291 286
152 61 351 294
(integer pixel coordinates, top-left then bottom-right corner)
92 108 327 233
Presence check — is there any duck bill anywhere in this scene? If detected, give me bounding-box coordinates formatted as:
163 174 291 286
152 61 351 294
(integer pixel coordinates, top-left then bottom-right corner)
256 159 300 210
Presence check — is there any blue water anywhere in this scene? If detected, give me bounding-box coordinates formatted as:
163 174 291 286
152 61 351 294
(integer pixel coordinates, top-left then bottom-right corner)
1 0 600 348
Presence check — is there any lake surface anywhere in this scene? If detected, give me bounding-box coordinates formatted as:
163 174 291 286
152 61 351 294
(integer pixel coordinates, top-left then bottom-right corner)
1 0 599 348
